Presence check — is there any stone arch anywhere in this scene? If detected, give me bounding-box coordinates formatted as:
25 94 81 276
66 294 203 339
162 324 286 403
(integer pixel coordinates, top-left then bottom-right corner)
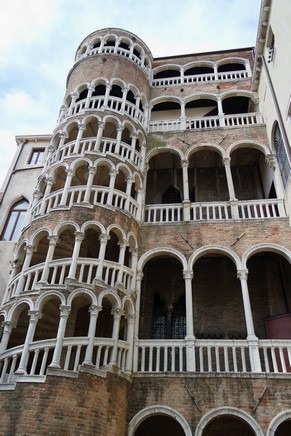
53 221 80 237
188 245 242 270
81 220 106 235
146 146 184 164
35 291 66 311
128 405 192 436
267 410 291 436
227 140 271 158
242 244 291 269
217 57 249 69
138 247 187 271
67 288 97 307
195 407 263 436
186 143 225 160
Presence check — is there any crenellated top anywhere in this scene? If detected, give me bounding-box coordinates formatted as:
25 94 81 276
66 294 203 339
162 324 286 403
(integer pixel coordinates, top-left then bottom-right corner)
74 28 153 79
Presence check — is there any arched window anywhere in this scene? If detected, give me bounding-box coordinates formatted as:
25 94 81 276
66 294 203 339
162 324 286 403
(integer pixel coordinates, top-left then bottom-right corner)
274 122 291 187
1 198 29 241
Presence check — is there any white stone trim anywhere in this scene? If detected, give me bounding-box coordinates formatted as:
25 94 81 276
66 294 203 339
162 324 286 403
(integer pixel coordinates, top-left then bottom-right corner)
266 409 291 436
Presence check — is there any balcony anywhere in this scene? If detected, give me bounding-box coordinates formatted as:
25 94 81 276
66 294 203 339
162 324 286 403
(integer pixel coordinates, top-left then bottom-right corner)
152 69 249 87
148 112 263 133
144 199 286 223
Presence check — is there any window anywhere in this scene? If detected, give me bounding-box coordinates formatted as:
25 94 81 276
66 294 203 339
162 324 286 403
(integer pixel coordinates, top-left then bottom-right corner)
1 199 29 241
28 148 45 165
274 122 291 187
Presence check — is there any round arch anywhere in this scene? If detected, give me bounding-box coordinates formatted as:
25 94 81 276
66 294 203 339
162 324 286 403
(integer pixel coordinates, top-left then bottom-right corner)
146 146 184 164
195 407 263 436
186 143 225 160
35 291 66 311
67 288 97 307
227 140 271 158
242 244 291 269
188 245 242 270
138 247 187 271
267 410 291 436
128 405 192 436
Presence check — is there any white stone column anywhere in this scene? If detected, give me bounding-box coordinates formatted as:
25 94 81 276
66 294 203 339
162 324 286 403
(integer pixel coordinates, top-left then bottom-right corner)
95 121 105 151
125 176 133 212
134 96 141 120
245 60 252 77
217 97 225 127
116 239 127 285
49 305 71 368
136 188 143 221
27 189 41 222
183 270 195 371
83 305 102 366
68 92 78 116
103 84 111 107
39 176 54 215
58 132 68 149
237 269 261 372
223 157 239 219
180 67 185 84
180 100 186 130
182 159 190 221
15 310 40 374
95 234 110 280
115 127 123 155
130 133 137 162
0 321 15 355
121 87 128 111
129 248 138 290
39 236 58 283
60 169 73 206
85 84 94 109
110 308 123 365
67 232 84 280
214 63 218 80
83 166 96 204
73 124 85 154
125 314 135 371
15 245 35 295
107 170 117 205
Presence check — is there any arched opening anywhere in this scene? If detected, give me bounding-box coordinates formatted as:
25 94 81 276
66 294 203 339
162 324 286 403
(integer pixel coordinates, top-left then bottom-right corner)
202 415 254 435
185 98 218 119
151 100 180 122
30 231 50 266
78 226 101 283
139 256 185 340
247 252 291 340
7 304 30 349
34 297 61 341
51 167 66 193
231 147 271 201
93 164 110 189
76 88 88 103
193 254 245 340
64 124 79 144
92 84 106 97
127 90 135 104
105 230 120 263
96 297 114 338
184 65 214 76
103 121 118 140
82 118 99 139
104 36 116 48
134 414 185 436
218 62 246 72
188 150 228 203
110 84 123 99
274 419 291 435
222 96 252 114
121 126 132 146
146 152 182 204
115 168 128 193
153 68 180 80
66 295 91 338
71 163 88 187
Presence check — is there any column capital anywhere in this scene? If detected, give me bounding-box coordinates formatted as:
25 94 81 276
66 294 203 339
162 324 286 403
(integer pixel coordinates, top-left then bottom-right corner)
48 235 59 245
89 305 102 316
33 189 41 199
265 153 276 170
98 121 105 129
74 231 84 242
88 166 97 175
87 84 94 91
25 244 36 255
28 310 40 323
46 176 55 186
110 169 118 177
237 269 248 280
78 123 85 131
111 308 124 319
59 305 71 317
99 233 110 244
181 159 189 168
70 91 78 98
60 131 68 139
183 270 193 280
2 320 16 332
126 313 135 323
222 156 231 166
118 239 128 249
65 168 74 176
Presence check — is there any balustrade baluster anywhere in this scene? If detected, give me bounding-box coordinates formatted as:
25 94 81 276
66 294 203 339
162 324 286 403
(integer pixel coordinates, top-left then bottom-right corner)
31 349 40 375
59 265 66 284
149 346 153 372
156 347 160 371
215 347 220 372
279 347 287 372
40 348 49 375
171 347 175 372
224 346 229 372
95 345 102 369
232 347 238 372
241 347 247 372
207 346 212 372
163 347 167 371
199 347 204 372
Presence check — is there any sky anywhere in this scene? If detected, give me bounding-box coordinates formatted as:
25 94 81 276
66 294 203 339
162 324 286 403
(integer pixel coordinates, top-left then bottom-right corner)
0 0 261 188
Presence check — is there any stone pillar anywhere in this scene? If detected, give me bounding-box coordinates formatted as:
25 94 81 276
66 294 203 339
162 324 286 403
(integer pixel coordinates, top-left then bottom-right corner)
15 245 35 295
125 176 133 211
68 92 78 116
83 166 96 204
180 67 184 84
110 308 123 365
129 248 138 290
115 127 123 155
39 176 54 215
136 188 143 221
237 269 261 373
27 189 41 222
0 321 15 355
125 314 135 371
134 96 141 120
217 97 225 127
107 170 117 205
49 306 71 368
60 169 73 206
223 157 239 219
121 87 128 111
183 270 194 338
83 305 102 366
103 84 111 107
214 63 218 80
95 234 110 280
116 239 127 285
15 310 40 374
180 100 186 130
130 132 138 161
182 159 190 221
85 84 94 109
39 236 58 283
67 232 84 279
95 121 105 151
73 124 85 154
